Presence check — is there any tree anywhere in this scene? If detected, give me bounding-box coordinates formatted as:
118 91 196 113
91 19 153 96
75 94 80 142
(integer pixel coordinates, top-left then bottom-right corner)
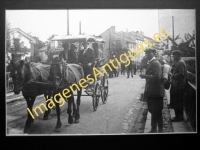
160 32 195 58
167 32 195 57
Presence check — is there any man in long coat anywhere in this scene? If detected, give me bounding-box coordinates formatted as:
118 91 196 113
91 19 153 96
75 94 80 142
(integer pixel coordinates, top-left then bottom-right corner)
59 42 70 63
170 50 187 122
68 43 78 64
78 41 95 78
140 48 165 133
127 58 134 78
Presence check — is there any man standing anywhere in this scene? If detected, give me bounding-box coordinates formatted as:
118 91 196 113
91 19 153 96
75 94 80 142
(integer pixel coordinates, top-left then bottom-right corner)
127 58 134 78
140 48 165 133
133 61 137 75
78 41 95 92
78 41 95 77
170 50 187 122
92 42 103 66
68 43 78 64
59 41 70 63
121 62 125 75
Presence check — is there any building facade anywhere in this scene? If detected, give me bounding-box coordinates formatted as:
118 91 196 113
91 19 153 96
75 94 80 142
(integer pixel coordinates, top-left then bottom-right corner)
99 26 153 65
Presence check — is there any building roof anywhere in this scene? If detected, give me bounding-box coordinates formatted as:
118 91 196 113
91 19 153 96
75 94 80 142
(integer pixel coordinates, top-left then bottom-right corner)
114 32 136 44
100 27 136 44
9 28 37 44
144 36 153 40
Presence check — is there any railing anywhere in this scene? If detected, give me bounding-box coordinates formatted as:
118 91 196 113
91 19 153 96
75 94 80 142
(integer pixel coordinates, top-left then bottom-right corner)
184 70 196 131
187 71 196 90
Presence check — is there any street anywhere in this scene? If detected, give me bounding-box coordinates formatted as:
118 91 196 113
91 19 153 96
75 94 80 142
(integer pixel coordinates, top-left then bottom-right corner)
7 73 146 135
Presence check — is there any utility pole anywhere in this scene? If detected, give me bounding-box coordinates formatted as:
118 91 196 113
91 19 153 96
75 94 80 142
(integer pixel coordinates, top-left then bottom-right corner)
67 10 69 35
170 16 174 66
79 21 81 53
79 21 81 35
172 16 174 50
109 27 112 59
108 28 112 78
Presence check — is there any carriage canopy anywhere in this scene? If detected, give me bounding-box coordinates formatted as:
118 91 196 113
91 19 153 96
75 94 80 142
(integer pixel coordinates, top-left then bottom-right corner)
51 35 97 43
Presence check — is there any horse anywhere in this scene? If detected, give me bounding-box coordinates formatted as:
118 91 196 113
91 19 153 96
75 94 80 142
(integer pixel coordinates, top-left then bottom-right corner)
9 60 53 133
49 62 84 132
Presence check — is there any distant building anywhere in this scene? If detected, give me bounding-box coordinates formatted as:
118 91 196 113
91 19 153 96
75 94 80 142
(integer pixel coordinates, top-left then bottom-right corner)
99 26 136 62
99 26 154 64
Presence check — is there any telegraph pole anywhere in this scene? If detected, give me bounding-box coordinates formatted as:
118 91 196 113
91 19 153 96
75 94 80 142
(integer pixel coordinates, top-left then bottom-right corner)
67 10 69 35
109 27 112 59
79 21 81 35
172 16 174 50
170 16 175 65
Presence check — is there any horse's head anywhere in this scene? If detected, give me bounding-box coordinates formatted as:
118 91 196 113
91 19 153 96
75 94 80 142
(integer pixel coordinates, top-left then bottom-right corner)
49 62 62 90
10 60 28 94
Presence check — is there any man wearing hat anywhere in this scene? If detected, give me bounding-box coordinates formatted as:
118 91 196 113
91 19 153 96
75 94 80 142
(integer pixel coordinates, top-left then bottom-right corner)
170 50 187 122
140 48 165 133
68 43 78 64
59 41 70 63
78 41 95 91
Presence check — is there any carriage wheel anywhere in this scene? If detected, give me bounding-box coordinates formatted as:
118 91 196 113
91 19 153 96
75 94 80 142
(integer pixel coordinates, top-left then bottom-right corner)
93 82 100 111
101 76 109 104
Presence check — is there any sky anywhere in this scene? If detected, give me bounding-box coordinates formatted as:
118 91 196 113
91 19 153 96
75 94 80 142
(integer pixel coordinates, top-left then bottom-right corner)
6 9 159 42
158 9 195 45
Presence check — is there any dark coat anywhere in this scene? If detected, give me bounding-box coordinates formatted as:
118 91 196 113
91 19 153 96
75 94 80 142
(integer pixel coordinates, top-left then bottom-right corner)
127 60 134 70
78 48 95 78
144 59 165 98
68 49 78 64
170 59 187 108
59 50 68 61
78 48 95 65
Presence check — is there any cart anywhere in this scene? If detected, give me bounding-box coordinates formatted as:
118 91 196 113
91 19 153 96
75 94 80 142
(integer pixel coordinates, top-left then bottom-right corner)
51 35 109 111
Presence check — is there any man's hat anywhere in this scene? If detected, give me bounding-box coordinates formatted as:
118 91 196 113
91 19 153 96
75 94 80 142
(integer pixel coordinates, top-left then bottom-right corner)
172 50 182 56
145 48 157 53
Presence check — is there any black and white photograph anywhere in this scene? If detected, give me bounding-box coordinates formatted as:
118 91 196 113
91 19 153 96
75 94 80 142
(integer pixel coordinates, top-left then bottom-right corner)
5 9 196 135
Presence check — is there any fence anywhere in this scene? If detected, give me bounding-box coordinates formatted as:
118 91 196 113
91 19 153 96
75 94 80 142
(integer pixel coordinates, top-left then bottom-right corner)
182 57 196 131
6 72 14 93
184 70 196 131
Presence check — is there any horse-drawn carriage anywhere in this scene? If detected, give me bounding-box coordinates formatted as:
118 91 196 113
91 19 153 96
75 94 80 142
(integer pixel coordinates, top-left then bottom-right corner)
9 35 109 133
51 35 109 111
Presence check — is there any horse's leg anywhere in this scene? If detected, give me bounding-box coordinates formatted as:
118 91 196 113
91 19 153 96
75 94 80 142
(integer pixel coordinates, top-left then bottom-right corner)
74 88 81 123
43 93 52 120
54 90 62 132
67 95 74 124
72 94 76 118
24 96 36 133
